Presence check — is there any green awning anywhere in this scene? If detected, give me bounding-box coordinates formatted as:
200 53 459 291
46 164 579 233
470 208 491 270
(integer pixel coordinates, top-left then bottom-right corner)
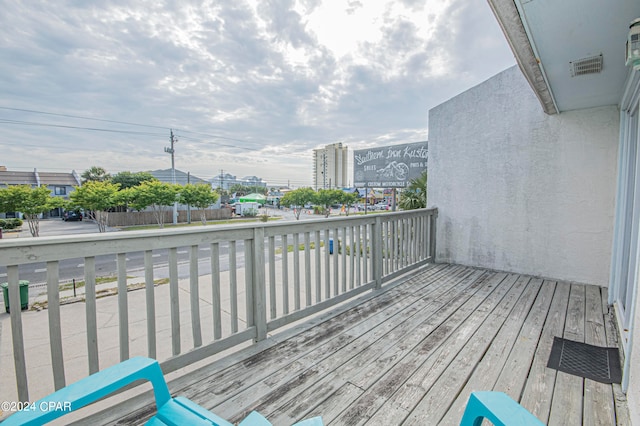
238 193 266 205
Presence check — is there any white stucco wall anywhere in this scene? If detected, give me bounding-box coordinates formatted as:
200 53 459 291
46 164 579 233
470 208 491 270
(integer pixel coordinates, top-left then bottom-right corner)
428 66 619 285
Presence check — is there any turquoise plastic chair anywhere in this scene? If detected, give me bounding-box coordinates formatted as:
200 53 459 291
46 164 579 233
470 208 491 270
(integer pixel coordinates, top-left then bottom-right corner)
1 357 322 426
460 391 544 425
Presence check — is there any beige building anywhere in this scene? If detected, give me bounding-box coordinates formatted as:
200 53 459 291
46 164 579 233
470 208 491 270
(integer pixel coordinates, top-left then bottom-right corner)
312 143 348 190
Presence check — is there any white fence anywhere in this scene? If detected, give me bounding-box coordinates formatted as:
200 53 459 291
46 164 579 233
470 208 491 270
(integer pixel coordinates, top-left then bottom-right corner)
0 209 437 403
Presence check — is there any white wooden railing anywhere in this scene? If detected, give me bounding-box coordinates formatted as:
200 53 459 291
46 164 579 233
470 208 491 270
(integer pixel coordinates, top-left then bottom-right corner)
0 209 437 403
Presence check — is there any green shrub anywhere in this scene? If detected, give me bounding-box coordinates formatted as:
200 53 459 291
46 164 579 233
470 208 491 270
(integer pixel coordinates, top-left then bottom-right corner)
243 208 258 217
0 218 23 230
259 214 269 222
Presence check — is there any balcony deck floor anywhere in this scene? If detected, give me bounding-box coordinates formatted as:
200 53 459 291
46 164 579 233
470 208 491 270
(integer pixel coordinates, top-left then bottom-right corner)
87 263 629 425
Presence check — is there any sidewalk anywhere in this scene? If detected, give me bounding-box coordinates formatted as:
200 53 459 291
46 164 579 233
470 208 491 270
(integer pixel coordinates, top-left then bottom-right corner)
0 246 332 422
0 269 248 403
0 218 118 240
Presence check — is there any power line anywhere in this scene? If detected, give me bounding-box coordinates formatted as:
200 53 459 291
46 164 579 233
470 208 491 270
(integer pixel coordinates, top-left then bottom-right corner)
0 119 166 137
0 106 264 148
0 105 359 152
175 134 255 151
173 130 260 145
0 105 320 186
0 106 169 130
0 117 263 152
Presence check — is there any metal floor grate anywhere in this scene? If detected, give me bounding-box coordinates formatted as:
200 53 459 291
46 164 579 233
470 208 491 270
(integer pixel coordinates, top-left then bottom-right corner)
547 337 621 384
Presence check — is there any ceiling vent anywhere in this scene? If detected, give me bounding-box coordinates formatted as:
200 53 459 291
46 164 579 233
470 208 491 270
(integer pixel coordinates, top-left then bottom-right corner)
569 54 603 77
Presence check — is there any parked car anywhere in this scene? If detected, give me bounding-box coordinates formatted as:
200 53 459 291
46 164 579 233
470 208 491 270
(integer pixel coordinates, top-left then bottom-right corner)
356 204 375 211
375 202 390 210
62 211 83 221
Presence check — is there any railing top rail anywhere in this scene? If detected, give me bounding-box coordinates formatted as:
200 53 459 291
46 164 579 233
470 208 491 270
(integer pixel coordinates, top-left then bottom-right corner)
0 208 437 265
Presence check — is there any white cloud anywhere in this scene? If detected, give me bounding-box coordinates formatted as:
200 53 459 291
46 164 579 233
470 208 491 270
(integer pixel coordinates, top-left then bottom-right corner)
0 0 515 187
303 1 386 60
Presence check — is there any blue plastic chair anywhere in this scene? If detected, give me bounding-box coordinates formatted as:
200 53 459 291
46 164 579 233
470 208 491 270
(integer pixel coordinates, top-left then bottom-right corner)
1 357 322 426
459 392 544 425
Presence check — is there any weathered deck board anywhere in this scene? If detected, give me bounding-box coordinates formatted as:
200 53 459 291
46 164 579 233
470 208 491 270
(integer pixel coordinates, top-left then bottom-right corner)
220 266 486 423
549 284 587 425
583 285 616 425
519 281 569 423
330 272 516 425
439 278 552 424
83 264 628 426
260 270 496 425
396 275 536 425
201 265 465 416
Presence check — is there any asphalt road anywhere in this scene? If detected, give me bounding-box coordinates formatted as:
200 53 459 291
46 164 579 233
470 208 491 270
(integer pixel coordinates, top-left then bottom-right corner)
0 206 364 286
0 218 253 286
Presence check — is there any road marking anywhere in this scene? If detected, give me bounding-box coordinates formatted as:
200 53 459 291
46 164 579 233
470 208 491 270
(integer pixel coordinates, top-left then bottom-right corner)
152 254 161 258
0 273 6 278
77 264 84 268
200 247 211 251
35 268 46 273
177 250 188 254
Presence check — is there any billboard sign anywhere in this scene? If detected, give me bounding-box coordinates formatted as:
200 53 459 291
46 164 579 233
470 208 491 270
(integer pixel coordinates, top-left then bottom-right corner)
353 141 427 188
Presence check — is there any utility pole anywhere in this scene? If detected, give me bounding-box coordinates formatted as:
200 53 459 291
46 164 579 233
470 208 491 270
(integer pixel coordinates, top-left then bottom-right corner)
164 129 178 224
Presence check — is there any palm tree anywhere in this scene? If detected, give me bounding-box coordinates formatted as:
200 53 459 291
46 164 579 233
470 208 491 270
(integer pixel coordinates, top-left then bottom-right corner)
81 166 111 183
399 171 427 210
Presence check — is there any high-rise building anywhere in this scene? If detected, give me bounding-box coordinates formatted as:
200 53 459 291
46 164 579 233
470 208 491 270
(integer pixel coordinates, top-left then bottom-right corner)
312 143 349 190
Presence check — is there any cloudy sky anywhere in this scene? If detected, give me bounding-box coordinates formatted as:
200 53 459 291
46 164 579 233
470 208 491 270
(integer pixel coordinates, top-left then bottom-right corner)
0 0 515 187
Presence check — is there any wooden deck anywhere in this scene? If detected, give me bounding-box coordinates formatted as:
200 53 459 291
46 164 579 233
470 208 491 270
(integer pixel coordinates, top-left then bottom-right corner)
85 263 629 425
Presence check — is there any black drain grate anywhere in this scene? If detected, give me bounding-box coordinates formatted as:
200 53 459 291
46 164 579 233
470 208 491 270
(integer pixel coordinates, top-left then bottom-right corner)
547 337 622 384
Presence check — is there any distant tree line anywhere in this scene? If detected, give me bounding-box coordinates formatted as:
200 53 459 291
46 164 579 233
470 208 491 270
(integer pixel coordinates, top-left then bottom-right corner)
0 167 427 234
280 171 427 220
0 166 219 236
280 188 359 220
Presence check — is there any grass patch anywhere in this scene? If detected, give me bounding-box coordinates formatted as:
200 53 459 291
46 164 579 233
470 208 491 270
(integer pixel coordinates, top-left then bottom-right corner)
32 277 171 311
57 276 122 291
275 241 325 254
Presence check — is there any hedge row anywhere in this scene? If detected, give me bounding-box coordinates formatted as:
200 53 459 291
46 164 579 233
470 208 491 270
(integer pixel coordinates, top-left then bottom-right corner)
0 218 23 230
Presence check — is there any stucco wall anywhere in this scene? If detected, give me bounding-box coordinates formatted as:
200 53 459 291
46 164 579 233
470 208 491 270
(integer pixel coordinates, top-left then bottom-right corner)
428 66 619 285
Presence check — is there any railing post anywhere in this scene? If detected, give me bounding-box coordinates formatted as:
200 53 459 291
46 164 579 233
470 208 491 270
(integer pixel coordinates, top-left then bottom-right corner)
253 226 267 342
373 216 383 289
168 248 181 356
117 253 129 361
47 261 65 390
429 209 438 263
8 265 29 402
144 251 157 359
84 257 99 374
189 245 202 348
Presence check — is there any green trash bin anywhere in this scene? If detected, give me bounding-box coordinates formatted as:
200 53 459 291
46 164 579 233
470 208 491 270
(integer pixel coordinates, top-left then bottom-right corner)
1 281 29 313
